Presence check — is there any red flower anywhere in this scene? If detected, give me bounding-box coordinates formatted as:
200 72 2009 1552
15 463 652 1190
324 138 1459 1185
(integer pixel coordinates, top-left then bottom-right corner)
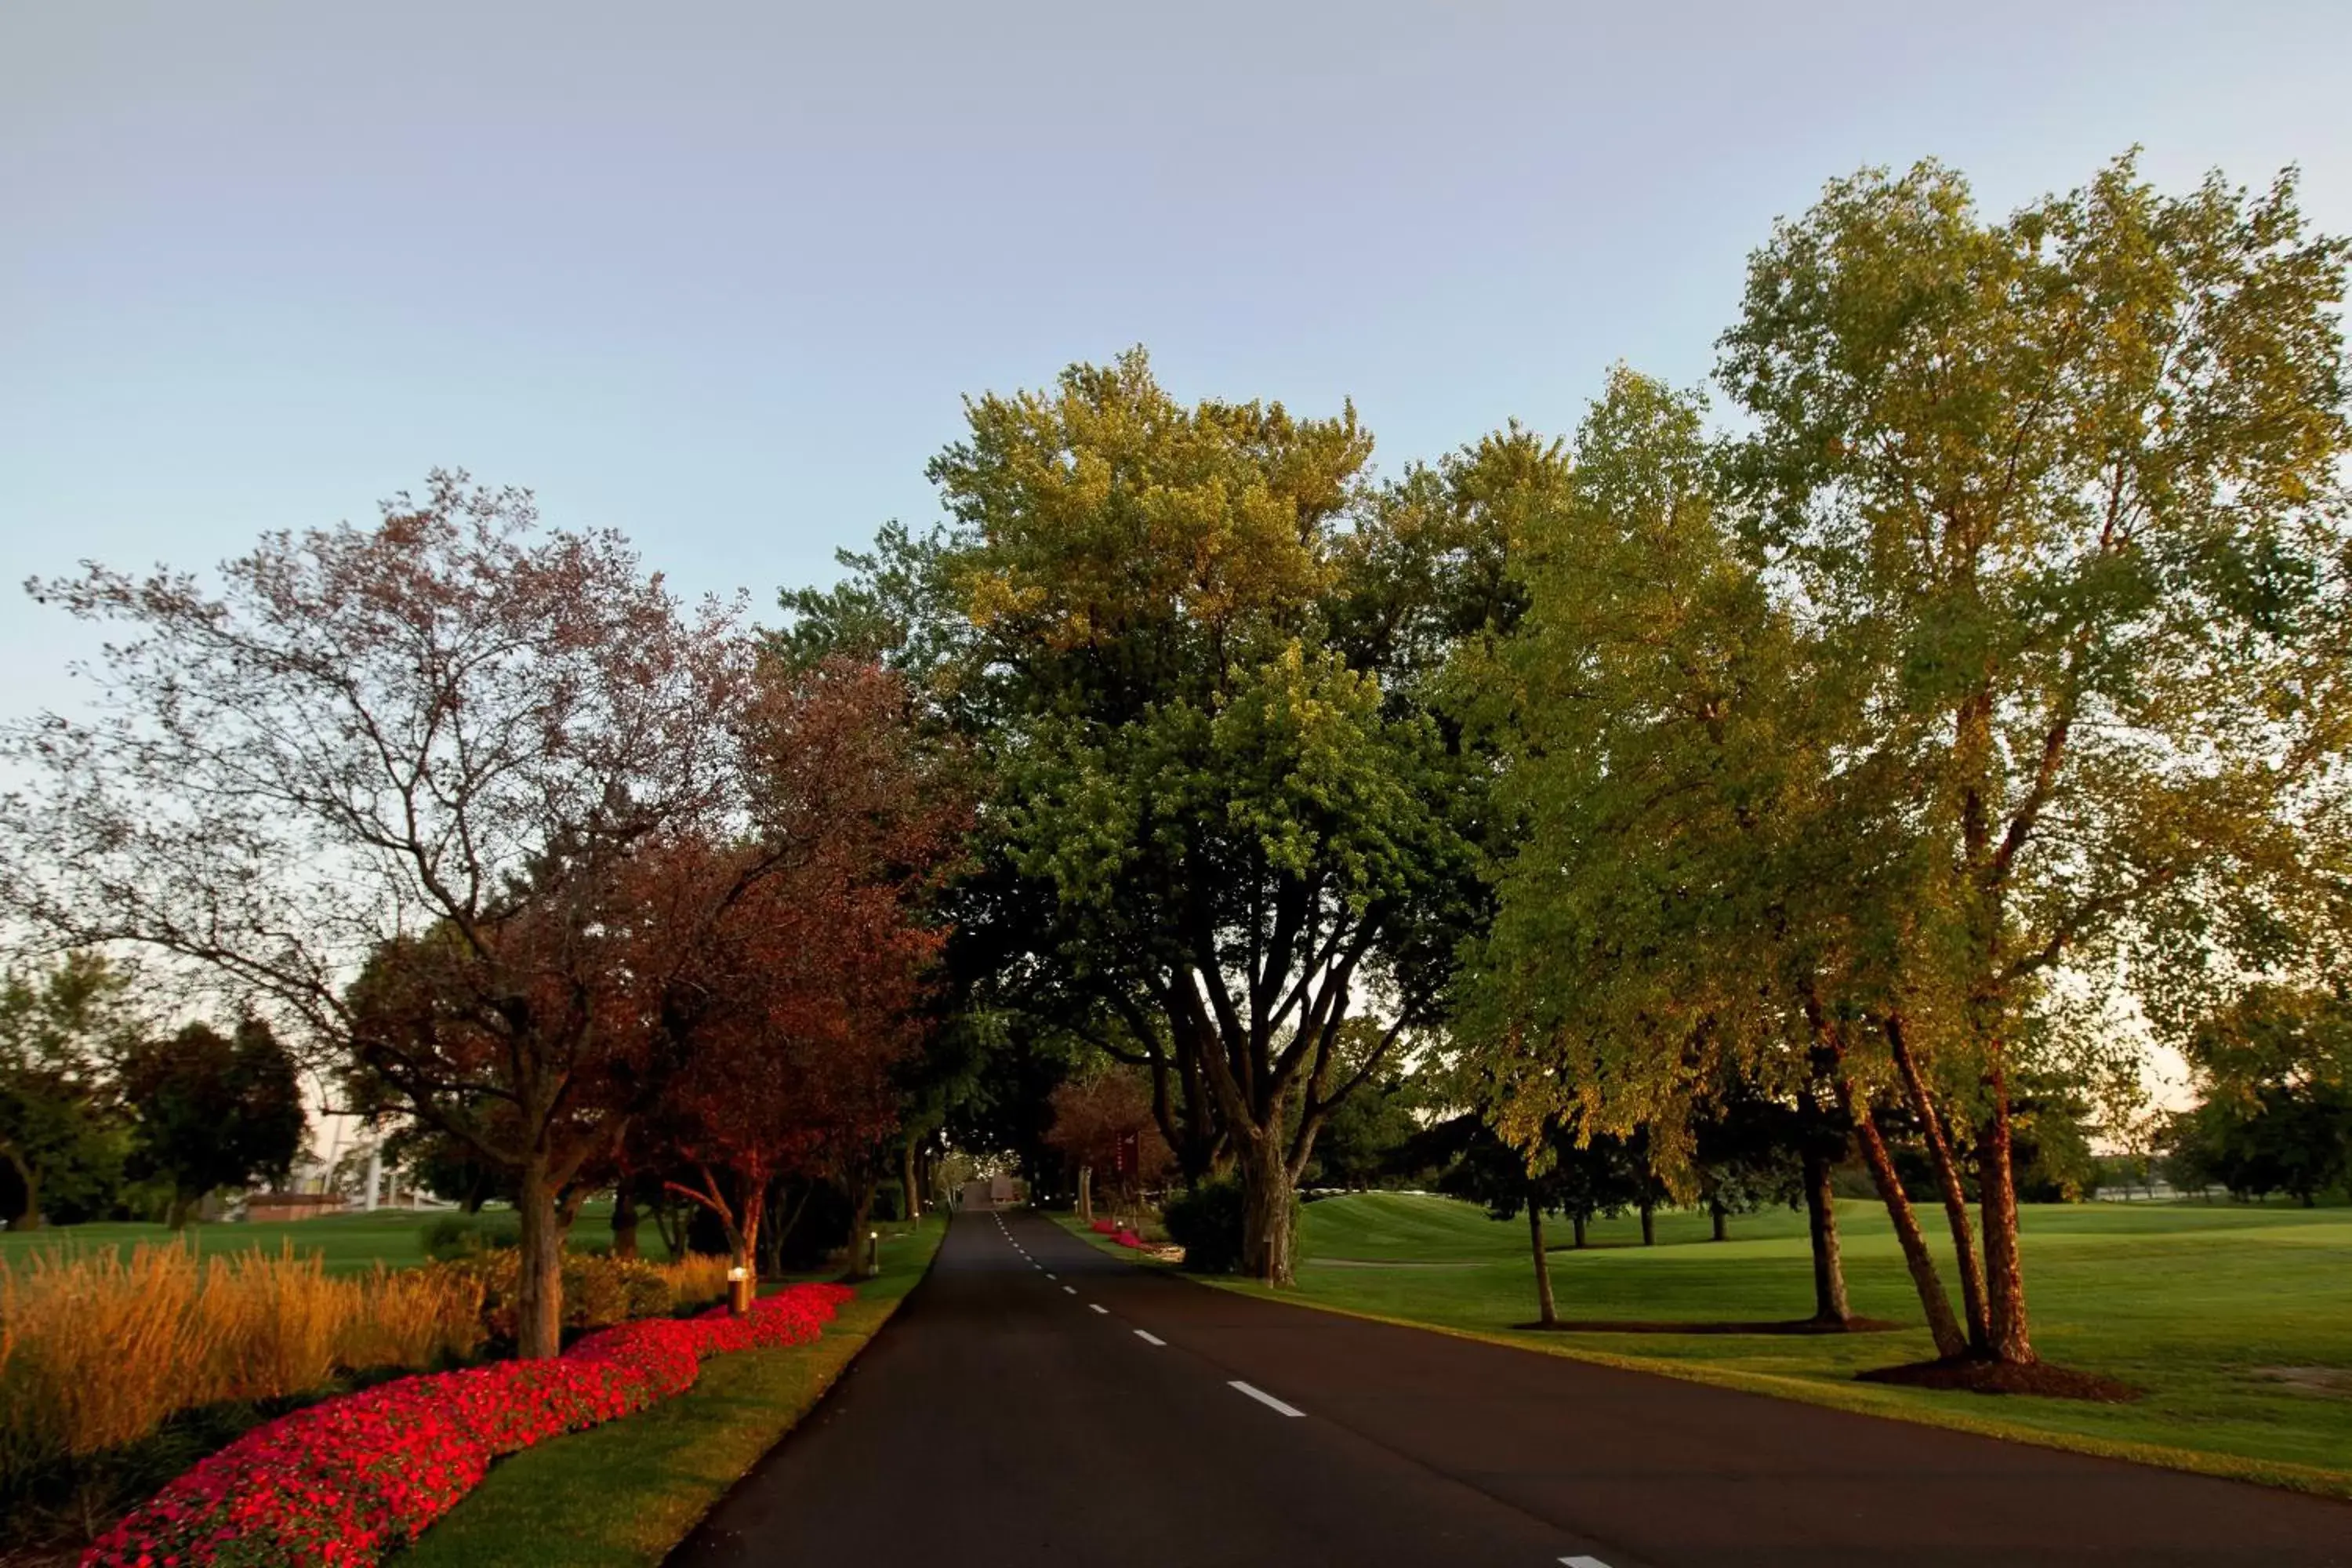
84 1283 856 1568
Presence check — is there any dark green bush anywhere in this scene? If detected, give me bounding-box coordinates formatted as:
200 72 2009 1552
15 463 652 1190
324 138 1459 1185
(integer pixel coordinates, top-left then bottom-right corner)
420 1214 518 1261
1162 1178 1245 1272
1163 1177 1305 1273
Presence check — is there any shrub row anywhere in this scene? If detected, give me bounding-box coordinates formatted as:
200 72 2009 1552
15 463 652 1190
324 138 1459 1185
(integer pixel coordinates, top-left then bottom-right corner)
434 1248 733 1342
83 1282 855 1568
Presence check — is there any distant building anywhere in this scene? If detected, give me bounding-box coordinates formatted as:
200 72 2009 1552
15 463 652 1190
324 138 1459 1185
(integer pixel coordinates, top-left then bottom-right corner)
243 1192 350 1223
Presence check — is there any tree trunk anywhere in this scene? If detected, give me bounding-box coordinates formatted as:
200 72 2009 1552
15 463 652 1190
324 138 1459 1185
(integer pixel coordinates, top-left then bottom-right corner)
514 1154 568 1359
731 1184 766 1315
1572 1212 1588 1249
1842 1080 1969 1359
1709 1201 1728 1242
610 1185 641 1261
2 1147 40 1230
1077 1163 1093 1224
1888 1016 1990 1352
1976 1058 2035 1364
901 1139 922 1221
1639 1199 1655 1247
1801 1145 1851 1326
1528 1204 1558 1327
843 1173 877 1283
1238 1133 1296 1287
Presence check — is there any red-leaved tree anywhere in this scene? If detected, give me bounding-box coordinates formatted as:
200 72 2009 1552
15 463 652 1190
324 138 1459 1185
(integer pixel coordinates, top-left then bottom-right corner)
0 474 756 1357
1045 1067 1174 1222
635 660 966 1287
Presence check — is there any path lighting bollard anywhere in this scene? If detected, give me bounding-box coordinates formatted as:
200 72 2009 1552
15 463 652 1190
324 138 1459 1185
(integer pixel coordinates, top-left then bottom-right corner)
728 1263 753 1316
866 1229 880 1279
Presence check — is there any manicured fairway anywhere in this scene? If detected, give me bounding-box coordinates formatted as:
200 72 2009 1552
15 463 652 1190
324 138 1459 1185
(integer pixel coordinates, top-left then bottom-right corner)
1209 1192 2352 1489
0 1203 673 1272
403 1214 945 1568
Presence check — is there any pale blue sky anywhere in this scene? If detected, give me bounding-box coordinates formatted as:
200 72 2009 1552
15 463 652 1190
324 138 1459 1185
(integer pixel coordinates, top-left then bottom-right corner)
6 2 2350 720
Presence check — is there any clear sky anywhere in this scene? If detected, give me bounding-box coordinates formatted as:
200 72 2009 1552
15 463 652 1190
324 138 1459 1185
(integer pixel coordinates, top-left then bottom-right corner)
6 1 2350 722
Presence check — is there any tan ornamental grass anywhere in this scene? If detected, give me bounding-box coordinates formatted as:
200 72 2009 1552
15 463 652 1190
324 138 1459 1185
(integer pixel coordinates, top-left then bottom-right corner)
0 1240 486 1479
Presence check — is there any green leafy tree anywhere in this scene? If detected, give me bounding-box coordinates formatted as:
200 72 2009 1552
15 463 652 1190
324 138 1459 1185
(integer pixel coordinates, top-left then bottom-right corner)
122 1019 307 1227
1306 1058 1425 1192
1718 154 2352 1365
2178 984 2352 1205
0 953 138 1229
1414 1111 1644 1327
1454 368 1876 1330
818 350 1508 1283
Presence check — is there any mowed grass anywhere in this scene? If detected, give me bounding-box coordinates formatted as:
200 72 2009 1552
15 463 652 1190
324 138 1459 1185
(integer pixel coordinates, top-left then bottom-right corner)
401 1214 946 1568
1210 1192 2352 1493
0 1203 673 1273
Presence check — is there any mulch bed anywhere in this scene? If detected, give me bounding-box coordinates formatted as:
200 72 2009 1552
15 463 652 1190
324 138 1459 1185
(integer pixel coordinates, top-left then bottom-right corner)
1513 1316 1905 1335
1856 1357 2141 1402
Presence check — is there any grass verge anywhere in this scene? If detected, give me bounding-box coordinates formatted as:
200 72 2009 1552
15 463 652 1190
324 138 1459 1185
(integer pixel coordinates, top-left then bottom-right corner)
1065 1194 2352 1502
400 1214 946 1568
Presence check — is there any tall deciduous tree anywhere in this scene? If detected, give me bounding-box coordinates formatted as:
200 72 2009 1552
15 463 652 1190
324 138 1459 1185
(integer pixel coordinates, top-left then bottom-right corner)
0 953 139 1230
0 474 755 1357
1044 1065 1173 1220
121 1018 305 1227
1457 369 1869 1331
912 350 1497 1283
2176 984 2352 1205
646 659 964 1287
1720 155 2352 1365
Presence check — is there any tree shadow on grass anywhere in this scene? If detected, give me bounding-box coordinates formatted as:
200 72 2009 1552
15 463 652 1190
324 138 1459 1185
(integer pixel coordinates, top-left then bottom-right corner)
1512 1316 1906 1334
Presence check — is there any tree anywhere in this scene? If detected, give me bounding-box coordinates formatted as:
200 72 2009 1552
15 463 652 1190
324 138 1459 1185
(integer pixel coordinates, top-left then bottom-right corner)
1454 368 1868 1333
0 474 757 1358
120 1018 306 1226
1305 1052 1424 1192
1044 1065 1173 1220
808 350 1504 1283
2178 984 2352 1205
648 659 964 1289
1415 1111 1644 1327
0 953 137 1229
1719 154 2352 1365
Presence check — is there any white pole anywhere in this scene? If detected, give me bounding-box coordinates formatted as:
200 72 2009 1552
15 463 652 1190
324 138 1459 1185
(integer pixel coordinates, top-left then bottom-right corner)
364 1145 382 1212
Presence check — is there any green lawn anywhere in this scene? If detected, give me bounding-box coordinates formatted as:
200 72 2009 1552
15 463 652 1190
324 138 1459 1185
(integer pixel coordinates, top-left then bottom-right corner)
401 1214 946 1568
1174 1192 2352 1495
0 1203 673 1273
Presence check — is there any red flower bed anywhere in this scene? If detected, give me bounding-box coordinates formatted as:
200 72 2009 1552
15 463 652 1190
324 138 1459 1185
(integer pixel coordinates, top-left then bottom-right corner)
1089 1218 1118 1235
1114 1229 1144 1248
84 1282 855 1568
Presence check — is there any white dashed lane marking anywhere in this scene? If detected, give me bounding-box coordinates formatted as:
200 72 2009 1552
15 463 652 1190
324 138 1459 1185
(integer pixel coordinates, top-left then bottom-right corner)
1560 1558 1613 1567
1229 1381 1306 1418
1089 1303 1108 1315
1134 1330 1165 1346
1063 1285 1076 1295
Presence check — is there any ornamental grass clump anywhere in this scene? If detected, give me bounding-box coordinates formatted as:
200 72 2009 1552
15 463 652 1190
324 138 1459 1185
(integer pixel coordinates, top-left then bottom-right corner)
0 1243 209 1467
658 1250 731 1312
0 1242 488 1483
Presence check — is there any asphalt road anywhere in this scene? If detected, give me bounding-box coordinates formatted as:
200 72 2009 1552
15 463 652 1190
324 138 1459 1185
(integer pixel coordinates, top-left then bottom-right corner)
670 1207 2352 1567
